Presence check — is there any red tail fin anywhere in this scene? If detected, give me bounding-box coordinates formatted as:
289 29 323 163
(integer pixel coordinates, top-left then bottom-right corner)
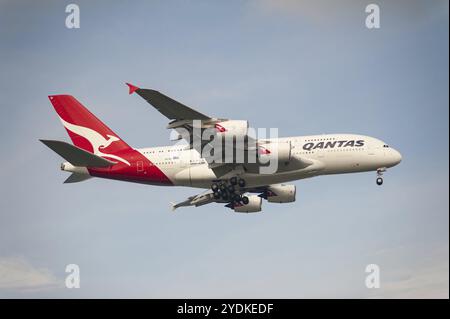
48 95 131 157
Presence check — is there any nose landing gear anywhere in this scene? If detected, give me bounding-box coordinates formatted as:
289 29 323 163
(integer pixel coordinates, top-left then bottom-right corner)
376 168 386 186
376 177 383 186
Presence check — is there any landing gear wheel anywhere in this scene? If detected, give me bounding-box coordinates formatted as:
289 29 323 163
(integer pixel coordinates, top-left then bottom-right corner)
213 192 221 200
211 183 219 192
219 183 227 192
238 178 246 188
230 177 238 185
241 196 249 205
376 168 386 186
376 177 383 186
221 191 229 201
227 185 235 193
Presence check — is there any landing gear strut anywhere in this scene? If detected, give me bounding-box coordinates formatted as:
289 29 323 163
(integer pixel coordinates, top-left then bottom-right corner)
376 168 386 186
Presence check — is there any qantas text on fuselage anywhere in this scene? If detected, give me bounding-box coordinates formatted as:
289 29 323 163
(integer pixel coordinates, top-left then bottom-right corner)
40 83 402 213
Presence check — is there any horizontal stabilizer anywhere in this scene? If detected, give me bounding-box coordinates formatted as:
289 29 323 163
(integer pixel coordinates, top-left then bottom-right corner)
64 173 92 183
40 139 116 167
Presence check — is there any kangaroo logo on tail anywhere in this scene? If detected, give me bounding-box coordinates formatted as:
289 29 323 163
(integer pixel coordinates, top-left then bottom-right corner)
60 118 131 166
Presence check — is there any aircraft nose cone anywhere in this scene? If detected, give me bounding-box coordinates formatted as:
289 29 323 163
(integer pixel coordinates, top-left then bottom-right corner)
392 149 402 165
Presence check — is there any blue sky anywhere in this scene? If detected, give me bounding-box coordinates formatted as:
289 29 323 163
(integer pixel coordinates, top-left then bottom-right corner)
0 0 448 298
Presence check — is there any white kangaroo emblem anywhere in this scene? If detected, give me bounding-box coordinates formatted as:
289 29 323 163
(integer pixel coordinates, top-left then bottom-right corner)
60 118 131 166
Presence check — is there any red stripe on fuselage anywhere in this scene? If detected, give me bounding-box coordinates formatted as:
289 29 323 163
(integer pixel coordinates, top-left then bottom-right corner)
87 148 172 186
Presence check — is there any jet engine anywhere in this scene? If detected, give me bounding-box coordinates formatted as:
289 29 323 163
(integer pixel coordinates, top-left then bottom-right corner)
263 184 296 203
258 141 292 164
233 195 262 213
215 120 249 141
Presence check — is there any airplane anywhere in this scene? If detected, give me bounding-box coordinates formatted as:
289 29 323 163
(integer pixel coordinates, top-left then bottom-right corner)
40 83 402 213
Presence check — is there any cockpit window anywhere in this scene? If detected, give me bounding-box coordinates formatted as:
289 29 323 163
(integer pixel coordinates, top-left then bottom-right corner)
383 144 390 148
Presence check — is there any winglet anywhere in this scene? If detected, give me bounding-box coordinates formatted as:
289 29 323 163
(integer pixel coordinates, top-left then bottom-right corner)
126 83 139 95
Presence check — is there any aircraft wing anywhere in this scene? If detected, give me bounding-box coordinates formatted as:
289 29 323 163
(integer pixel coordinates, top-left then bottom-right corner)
171 190 218 210
170 184 284 211
126 83 211 121
126 83 259 170
171 187 252 211
127 83 234 155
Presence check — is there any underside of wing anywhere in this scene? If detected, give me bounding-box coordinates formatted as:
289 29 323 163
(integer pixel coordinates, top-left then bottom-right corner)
171 190 217 210
127 83 210 120
127 83 231 154
126 83 287 170
171 187 265 213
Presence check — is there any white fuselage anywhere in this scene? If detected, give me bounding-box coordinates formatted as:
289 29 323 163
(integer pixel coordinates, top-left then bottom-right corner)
136 134 402 189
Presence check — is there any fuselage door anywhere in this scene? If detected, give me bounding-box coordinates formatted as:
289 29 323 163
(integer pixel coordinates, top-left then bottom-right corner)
137 160 144 173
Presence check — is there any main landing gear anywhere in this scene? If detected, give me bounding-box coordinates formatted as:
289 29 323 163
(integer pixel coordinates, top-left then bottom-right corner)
211 177 248 205
376 168 386 186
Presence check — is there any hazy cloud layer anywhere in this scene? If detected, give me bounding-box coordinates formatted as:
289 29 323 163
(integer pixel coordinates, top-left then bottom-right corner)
0 256 60 292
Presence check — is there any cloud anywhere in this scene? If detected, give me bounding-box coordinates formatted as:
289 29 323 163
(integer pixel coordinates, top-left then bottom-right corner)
0 256 61 291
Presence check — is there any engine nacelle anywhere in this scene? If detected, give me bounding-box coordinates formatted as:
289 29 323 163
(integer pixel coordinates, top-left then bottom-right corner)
233 195 262 213
258 141 292 163
266 184 296 203
215 120 248 140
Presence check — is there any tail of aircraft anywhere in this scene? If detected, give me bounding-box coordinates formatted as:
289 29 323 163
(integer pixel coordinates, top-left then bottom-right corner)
43 95 133 168
48 95 131 153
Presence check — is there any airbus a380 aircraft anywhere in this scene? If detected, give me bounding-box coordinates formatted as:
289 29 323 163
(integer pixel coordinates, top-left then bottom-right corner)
41 83 402 213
